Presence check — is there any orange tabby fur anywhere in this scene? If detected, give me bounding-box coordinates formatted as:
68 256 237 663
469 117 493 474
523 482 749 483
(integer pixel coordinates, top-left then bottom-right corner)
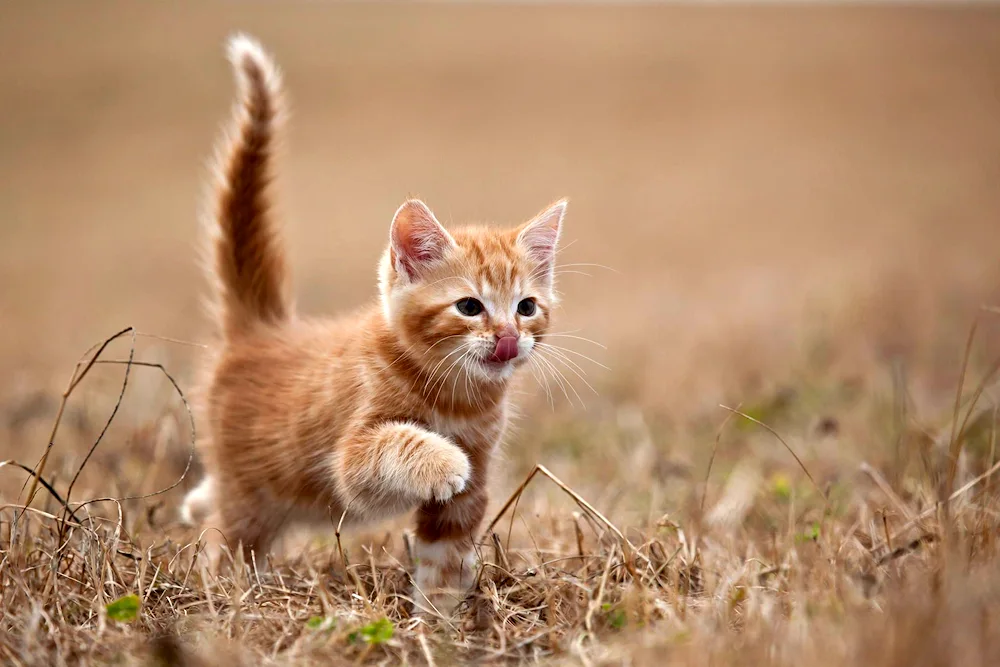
181 35 567 613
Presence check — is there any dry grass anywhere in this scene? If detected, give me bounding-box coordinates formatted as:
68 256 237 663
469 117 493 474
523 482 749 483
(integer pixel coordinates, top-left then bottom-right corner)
3 312 1000 666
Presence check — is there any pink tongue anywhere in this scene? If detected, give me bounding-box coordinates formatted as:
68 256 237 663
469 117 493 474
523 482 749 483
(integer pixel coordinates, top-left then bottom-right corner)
490 336 519 363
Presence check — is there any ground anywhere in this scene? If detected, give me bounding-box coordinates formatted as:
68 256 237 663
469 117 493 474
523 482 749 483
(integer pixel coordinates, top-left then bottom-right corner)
2 2 1000 665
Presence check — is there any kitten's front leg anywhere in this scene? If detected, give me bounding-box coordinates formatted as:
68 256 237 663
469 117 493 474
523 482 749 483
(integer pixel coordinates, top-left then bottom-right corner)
336 422 484 614
411 487 488 616
336 422 471 516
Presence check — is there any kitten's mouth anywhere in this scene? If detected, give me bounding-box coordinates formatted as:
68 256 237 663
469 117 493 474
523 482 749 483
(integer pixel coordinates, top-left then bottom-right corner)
478 354 526 371
487 336 519 364
477 353 518 371
472 336 527 374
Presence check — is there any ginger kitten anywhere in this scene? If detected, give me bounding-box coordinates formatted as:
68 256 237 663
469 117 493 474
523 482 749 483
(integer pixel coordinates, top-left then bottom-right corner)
181 35 567 613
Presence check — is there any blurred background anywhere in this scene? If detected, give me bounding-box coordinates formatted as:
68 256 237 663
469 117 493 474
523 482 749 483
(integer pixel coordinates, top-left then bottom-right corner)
2 1 1000 504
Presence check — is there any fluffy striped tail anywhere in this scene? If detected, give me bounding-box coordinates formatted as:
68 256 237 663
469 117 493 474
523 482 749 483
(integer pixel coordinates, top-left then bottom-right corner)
206 34 291 339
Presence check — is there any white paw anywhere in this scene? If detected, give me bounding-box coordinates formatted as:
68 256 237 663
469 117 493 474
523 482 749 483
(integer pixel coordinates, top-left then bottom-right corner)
431 473 467 503
416 439 471 503
410 539 478 616
180 476 215 525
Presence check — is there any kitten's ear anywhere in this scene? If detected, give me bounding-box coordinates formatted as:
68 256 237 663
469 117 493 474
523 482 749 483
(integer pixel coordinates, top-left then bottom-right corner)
389 199 455 281
517 199 566 281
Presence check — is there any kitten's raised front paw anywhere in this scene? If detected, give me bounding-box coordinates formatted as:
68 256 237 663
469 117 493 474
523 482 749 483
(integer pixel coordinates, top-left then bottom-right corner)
371 423 471 504
431 471 467 503
413 435 471 503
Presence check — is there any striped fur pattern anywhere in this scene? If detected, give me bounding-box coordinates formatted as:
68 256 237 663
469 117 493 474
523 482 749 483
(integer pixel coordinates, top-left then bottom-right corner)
181 34 567 614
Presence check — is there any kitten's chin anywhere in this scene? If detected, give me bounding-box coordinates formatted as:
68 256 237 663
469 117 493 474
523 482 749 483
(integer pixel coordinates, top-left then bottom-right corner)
472 356 523 383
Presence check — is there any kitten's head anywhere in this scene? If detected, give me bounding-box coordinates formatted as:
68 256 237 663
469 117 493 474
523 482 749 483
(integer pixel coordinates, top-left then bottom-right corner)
379 199 565 384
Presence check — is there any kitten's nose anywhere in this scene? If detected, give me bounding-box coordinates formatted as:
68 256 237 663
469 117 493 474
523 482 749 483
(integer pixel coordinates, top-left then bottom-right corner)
490 326 520 363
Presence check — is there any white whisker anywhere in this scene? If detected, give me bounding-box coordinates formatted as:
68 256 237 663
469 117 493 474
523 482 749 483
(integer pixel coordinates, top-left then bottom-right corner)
543 332 607 349
538 348 599 397
423 342 472 402
534 352 581 408
420 334 466 358
527 357 555 411
374 341 419 375
557 262 619 274
553 239 579 258
432 346 473 408
536 342 610 370
452 349 476 408
535 343 589 376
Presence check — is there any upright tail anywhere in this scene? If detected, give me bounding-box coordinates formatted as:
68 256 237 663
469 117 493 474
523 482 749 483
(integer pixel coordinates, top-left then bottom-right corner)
206 34 291 339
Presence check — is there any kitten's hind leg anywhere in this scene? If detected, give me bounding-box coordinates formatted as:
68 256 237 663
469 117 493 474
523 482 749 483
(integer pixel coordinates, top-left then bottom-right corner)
196 488 285 571
335 422 471 517
180 475 215 526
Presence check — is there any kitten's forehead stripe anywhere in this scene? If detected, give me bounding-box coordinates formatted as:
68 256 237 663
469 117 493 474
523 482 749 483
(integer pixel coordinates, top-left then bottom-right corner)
440 228 548 308
463 239 486 267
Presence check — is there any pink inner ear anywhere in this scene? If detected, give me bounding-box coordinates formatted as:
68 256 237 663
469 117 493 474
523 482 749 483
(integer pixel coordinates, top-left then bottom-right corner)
397 229 443 263
525 236 556 259
518 203 564 268
391 200 453 279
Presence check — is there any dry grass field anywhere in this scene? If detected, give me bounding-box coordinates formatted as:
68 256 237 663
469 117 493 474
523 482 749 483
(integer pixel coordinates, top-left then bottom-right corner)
3 2 1000 665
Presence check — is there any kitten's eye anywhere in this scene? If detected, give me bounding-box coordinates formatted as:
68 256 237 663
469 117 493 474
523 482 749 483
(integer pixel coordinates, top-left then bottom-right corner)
455 298 484 317
517 298 537 317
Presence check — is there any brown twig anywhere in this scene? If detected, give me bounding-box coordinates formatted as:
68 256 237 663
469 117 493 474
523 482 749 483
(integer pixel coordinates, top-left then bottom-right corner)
859 462 914 522
0 460 82 524
700 402 741 520
719 404 828 505
21 326 135 515
62 330 138 522
872 456 1000 554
